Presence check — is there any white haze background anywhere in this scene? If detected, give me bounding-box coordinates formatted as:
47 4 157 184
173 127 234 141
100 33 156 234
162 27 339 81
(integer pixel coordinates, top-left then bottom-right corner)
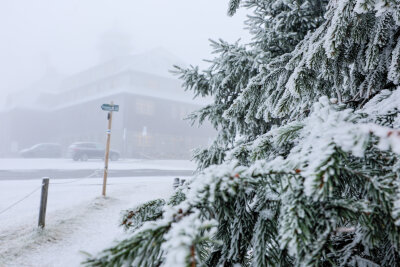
0 0 251 105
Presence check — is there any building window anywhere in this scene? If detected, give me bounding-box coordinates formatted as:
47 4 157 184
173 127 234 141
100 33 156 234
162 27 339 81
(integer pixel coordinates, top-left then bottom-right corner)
136 133 151 147
179 106 187 119
171 106 178 119
171 105 188 119
135 99 155 115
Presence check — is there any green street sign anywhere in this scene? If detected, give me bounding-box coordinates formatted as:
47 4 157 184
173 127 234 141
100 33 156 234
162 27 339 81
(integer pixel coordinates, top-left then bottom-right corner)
101 104 119 112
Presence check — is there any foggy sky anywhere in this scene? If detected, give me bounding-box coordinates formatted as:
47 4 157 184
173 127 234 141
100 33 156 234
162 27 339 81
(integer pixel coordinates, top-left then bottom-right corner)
0 0 251 104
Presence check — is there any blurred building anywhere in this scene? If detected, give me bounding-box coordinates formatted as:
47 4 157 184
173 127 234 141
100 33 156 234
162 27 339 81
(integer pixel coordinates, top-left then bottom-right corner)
0 48 214 159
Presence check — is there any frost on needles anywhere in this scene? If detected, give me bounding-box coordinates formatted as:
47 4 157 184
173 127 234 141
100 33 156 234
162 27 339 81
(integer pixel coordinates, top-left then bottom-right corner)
84 0 400 266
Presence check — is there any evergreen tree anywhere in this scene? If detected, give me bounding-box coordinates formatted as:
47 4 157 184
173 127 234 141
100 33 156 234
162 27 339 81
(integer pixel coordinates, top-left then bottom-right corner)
85 0 400 266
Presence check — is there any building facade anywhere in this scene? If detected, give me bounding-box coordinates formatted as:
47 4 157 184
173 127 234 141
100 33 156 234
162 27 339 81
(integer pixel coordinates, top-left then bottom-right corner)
0 50 214 159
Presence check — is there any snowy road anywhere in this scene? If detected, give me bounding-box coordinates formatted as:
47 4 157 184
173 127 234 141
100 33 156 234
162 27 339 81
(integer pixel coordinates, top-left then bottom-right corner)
0 158 195 180
0 176 179 267
0 169 193 180
0 158 195 171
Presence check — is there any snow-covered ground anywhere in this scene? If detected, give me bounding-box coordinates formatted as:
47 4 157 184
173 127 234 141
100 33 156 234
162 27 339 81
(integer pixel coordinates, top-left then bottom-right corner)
0 158 195 171
0 176 180 266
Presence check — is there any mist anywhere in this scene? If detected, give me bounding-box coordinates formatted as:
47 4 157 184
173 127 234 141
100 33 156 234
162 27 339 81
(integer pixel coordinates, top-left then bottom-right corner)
0 0 251 159
0 0 251 102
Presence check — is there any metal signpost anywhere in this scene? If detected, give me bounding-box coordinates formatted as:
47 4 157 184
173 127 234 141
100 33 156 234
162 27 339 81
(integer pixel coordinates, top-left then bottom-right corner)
101 101 119 196
101 103 119 112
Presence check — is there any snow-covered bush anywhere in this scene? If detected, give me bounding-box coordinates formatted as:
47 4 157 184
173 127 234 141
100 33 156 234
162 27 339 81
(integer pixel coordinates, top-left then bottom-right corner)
85 0 400 266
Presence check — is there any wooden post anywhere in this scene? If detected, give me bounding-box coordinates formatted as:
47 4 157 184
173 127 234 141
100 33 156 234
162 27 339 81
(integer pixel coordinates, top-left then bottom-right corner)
173 177 180 189
38 178 49 228
102 101 113 196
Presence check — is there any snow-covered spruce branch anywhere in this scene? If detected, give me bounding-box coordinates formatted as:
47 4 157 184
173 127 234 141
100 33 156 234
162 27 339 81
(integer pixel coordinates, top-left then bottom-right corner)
120 199 166 232
86 0 400 265
87 93 400 266
85 202 218 266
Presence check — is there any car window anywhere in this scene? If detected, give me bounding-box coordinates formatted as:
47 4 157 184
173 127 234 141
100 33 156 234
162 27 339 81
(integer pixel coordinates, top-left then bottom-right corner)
79 143 90 148
48 144 60 151
36 144 46 150
95 143 104 149
73 143 84 147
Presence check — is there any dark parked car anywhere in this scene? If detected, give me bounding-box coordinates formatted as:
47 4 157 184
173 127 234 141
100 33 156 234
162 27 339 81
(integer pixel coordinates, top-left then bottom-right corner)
68 142 120 161
19 143 63 158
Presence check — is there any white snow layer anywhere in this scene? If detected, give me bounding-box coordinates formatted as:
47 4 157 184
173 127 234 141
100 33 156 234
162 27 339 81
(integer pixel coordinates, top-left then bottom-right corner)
0 176 178 267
